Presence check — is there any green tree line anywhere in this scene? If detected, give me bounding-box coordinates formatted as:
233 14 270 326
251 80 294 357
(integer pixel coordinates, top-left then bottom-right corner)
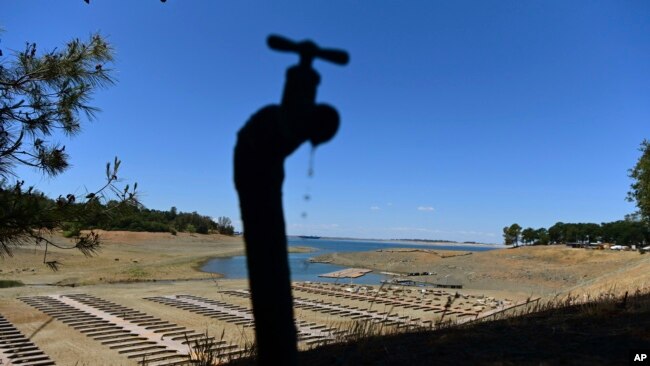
2 186 235 236
60 198 236 236
503 218 649 247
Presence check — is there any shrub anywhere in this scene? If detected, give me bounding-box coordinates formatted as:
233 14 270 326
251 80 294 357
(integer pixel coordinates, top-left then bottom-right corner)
0 280 24 288
61 223 81 238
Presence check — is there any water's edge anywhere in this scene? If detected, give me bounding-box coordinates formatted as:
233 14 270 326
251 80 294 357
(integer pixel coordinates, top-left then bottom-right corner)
202 238 498 285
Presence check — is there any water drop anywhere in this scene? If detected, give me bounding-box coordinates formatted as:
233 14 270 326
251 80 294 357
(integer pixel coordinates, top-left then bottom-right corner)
303 147 316 219
308 146 316 177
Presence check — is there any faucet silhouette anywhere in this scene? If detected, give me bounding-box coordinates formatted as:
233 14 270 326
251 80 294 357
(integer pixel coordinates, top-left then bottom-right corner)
234 35 349 365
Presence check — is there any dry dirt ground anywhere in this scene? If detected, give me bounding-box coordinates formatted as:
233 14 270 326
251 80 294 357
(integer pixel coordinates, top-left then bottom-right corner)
0 231 244 286
230 291 650 366
312 245 650 298
1 233 649 365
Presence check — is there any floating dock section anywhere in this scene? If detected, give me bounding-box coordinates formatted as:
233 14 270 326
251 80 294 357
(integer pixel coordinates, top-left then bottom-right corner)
319 268 372 278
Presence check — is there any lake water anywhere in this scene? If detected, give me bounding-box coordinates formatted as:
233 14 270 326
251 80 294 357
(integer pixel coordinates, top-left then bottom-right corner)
201 237 500 285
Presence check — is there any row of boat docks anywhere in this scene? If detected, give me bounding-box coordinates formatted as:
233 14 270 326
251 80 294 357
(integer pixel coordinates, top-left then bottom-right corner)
318 268 463 289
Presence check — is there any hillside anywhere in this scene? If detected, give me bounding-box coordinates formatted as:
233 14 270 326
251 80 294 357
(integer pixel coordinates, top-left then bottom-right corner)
312 245 650 298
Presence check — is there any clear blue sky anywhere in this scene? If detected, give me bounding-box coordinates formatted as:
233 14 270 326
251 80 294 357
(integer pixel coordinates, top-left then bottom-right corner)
3 1 648 242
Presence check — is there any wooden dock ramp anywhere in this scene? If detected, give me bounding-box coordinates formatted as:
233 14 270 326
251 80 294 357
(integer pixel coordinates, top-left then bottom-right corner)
318 268 372 278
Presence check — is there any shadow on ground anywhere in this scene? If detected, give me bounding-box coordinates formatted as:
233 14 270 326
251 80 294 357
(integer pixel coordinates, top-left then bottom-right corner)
227 291 650 366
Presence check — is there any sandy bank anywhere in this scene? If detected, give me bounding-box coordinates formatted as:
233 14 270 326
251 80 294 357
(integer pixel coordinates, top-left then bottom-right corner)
1 231 243 286
312 245 650 298
0 231 319 287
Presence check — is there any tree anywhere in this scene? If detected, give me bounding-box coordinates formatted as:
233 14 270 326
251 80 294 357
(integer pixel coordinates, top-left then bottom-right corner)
502 226 511 245
521 227 537 245
217 216 234 235
503 223 522 247
0 32 136 268
196 221 209 235
1 34 114 176
628 139 650 227
168 206 178 220
535 228 549 245
581 223 601 243
601 220 649 246
548 222 565 244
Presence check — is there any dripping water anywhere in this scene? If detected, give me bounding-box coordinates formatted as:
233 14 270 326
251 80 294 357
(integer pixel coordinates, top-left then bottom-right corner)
308 145 315 178
301 146 316 219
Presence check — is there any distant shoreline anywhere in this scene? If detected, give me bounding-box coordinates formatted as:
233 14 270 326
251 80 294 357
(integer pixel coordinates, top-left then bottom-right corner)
290 236 504 248
390 239 504 248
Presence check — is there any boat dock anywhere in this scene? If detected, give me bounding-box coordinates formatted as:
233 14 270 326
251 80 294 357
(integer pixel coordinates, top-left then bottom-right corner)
319 268 372 278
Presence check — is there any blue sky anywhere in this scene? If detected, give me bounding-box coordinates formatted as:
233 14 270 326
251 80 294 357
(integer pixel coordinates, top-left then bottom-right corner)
3 1 649 242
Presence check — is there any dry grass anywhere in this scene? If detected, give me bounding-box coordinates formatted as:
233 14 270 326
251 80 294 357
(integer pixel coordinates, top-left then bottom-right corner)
226 287 650 365
0 231 245 286
3 233 649 365
313 245 650 298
